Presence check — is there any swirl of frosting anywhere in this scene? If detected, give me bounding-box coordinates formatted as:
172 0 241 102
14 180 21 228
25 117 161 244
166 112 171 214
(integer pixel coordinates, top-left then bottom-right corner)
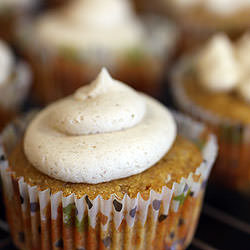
197 34 240 92
35 0 144 51
24 69 177 184
0 40 14 86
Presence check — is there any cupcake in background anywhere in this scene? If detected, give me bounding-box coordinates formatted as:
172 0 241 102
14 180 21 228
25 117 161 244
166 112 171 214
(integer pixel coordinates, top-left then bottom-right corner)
0 68 217 250
17 0 178 104
163 0 250 53
171 33 250 193
0 0 38 43
0 40 31 130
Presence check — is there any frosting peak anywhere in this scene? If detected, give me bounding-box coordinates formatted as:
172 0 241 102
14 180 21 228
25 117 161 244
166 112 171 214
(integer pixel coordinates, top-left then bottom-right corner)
197 34 240 92
24 69 176 184
196 33 250 103
52 68 146 135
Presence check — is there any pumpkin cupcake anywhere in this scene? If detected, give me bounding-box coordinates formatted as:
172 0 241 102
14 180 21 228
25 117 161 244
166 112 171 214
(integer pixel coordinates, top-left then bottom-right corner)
0 69 217 250
171 33 250 193
0 40 31 130
162 0 250 53
17 0 178 104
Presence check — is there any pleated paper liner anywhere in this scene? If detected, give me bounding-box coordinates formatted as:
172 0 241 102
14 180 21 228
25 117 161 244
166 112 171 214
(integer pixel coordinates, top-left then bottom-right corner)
0 62 31 131
171 57 250 193
17 15 178 104
0 112 217 250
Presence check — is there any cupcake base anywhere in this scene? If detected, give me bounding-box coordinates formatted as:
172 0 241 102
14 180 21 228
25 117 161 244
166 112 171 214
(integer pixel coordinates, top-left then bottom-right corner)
0 112 217 250
2 173 205 250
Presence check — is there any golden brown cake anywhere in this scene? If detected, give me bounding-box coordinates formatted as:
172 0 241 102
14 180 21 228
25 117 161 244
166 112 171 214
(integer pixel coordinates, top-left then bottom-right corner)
10 136 202 200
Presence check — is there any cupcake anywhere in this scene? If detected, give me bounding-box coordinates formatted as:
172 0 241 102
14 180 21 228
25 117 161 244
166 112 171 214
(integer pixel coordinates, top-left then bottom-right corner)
0 0 37 43
163 0 250 53
18 0 178 104
0 69 217 249
0 40 31 130
171 33 250 192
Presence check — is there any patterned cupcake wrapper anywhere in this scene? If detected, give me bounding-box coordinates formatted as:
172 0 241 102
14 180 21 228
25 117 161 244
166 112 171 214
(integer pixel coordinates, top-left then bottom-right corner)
0 111 217 250
171 57 250 192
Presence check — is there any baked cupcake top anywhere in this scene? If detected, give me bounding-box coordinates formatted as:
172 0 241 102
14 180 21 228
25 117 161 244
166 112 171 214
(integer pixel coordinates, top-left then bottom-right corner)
34 0 144 52
24 68 177 184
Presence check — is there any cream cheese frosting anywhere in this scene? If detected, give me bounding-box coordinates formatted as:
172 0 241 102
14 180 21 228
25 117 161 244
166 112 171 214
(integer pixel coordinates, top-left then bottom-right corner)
34 0 144 52
24 68 177 184
196 34 240 92
196 33 250 103
169 0 250 16
0 40 14 86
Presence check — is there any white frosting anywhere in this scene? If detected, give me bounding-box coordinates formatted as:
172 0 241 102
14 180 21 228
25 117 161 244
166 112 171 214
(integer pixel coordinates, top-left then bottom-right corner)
24 69 177 184
197 34 240 92
35 0 144 51
169 0 250 16
196 33 250 103
0 40 14 86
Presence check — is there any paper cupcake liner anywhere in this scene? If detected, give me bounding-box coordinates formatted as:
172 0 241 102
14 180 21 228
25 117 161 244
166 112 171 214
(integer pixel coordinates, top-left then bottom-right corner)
17 15 178 104
171 57 250 192
0 62 31 130
0 111 217 249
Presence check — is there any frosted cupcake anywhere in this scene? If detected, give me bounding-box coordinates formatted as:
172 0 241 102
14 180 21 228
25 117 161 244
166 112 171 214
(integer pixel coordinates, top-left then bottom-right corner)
0 69 217 249
18 0 178 104
171 33 250 192
163 0 250 52
0 0 37 43
0 40 31 130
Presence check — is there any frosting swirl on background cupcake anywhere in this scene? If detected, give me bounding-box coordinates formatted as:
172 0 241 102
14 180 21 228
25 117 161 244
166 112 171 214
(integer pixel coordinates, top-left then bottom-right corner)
35 0 144 51
196 33 250 103
0 40 14 87
24 68 177 184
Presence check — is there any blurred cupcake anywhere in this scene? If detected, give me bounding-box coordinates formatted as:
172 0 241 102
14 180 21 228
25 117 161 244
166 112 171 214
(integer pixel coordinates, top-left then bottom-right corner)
171 33 250 192
0 0 37 43
18 0 178 104
0 69 217 250
0 40 31 130
163 0 250 53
